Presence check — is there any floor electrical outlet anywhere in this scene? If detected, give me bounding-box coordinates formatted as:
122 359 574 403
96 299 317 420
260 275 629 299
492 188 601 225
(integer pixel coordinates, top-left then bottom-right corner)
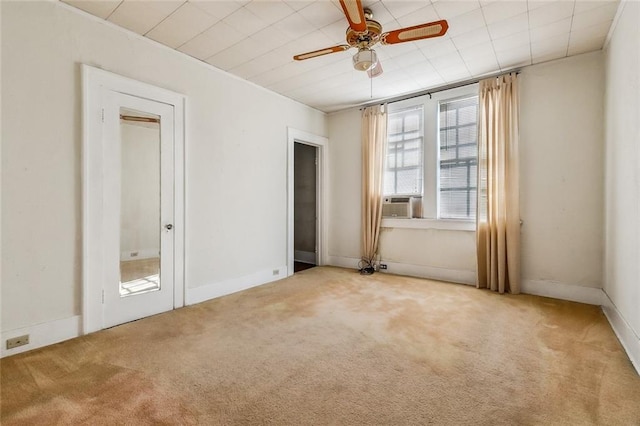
6 335 29 349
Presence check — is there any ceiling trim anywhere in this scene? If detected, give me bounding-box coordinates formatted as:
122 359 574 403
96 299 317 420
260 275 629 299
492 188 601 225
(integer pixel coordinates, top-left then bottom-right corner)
603 0 627 49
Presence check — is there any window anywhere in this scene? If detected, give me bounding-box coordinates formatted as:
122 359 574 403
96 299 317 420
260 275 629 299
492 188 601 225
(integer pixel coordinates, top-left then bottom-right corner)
438 97 478 219
383 85 479 225
384 106 423 196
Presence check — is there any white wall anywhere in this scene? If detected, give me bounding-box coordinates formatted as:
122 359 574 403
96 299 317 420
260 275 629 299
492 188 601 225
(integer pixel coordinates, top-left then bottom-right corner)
0 1 3 339
603 0 640 368
519 52 605 294
327 108 361 263
328 52 605 299
1 2 326 334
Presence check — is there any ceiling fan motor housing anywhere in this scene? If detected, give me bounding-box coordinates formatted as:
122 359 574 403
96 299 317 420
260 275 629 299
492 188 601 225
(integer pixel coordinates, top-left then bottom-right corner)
346 18 382 49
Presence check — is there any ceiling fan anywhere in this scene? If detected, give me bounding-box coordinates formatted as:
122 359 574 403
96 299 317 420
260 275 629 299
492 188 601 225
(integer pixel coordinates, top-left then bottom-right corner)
293 0 449 78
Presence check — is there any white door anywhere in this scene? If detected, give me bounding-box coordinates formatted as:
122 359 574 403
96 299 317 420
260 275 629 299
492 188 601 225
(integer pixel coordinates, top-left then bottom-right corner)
102 91 175 328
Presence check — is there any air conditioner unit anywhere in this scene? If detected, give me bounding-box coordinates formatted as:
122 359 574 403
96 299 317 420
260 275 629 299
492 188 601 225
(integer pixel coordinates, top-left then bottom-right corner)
382 197 412 218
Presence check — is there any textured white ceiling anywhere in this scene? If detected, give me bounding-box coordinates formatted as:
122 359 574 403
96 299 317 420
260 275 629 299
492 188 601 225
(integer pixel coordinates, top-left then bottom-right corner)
62 0 620 112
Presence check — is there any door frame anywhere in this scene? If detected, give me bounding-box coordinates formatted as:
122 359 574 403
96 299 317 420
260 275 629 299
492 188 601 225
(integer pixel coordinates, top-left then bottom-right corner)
82 65 186 334
287 128 328 276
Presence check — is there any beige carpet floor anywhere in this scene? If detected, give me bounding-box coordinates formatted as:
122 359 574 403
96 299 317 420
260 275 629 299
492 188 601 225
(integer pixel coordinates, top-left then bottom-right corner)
2 266 639 425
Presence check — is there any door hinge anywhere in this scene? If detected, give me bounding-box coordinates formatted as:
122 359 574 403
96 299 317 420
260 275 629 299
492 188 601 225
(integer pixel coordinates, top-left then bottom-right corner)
101 290 105 304
101 108 105 123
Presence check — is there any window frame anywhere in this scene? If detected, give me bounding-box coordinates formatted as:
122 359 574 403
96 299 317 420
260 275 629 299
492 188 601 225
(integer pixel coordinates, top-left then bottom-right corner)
382 84 479 231
437 94 479 220
384 105 424 197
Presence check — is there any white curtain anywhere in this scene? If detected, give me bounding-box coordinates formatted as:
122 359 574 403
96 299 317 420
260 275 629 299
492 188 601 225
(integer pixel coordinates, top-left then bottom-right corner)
476 73 520 294
361 105 387 266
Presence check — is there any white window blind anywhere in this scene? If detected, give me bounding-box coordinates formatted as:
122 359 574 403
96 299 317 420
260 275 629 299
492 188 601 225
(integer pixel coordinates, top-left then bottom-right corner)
384 106 424 196
438 96 478 219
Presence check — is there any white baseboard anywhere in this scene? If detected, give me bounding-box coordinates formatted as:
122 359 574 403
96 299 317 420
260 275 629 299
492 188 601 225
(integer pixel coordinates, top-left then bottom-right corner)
521 279 604 305
294 250 316 264
1 315 81 358
602 291 640 375
326 256 475 286
327 255 360 270
379 260 476 285
185 265 288 305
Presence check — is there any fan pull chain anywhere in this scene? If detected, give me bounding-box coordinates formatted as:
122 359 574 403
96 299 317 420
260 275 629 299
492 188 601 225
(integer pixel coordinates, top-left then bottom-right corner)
370 72 373 99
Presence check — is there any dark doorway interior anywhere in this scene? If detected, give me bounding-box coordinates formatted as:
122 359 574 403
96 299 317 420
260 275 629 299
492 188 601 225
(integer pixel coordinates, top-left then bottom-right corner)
294 261 315 273
294 143 317 272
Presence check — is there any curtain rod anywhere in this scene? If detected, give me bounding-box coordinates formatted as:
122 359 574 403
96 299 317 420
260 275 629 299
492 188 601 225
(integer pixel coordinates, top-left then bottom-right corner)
359 69 520 110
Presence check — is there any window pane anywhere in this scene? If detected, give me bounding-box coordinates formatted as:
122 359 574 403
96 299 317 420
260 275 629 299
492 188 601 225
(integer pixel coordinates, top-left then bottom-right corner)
404 113 420 132
440 146 456 161
458 144 476 158
441 129 456 147
458 125 476 144
384 173 395 195
388 117 402 134
403 149 420 167
440 190 476 219
438 96 479 219
442 109 456 127
397 168 421 194
458 105 477 125
441 163 472 189
404 140 419 150
387 153 396 168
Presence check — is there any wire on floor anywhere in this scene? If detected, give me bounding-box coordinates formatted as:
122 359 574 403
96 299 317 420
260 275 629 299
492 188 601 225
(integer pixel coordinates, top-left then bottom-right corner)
358 259 376 275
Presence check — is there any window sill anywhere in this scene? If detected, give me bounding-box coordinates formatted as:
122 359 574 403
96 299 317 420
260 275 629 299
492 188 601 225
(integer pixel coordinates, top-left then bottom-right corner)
381 218 475 231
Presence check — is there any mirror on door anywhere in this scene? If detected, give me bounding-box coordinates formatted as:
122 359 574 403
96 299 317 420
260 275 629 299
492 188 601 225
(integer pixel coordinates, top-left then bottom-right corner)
119 107 162 297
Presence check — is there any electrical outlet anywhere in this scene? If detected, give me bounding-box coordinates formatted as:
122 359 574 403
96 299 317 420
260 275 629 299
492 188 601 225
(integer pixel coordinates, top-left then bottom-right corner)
6 335 29 350
379 264 388 270
272 269 279 276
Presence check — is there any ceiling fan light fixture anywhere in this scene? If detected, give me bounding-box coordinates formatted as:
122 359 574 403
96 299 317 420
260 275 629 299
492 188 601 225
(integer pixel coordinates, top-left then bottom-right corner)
367 60 383 78
353 48 377 71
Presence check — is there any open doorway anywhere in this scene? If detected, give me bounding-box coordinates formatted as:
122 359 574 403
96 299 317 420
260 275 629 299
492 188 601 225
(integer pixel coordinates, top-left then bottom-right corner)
287 128 327 276
294 143 318 272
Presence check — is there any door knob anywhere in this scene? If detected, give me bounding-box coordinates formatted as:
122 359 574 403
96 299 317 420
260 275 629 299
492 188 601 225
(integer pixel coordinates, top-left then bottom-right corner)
165 224 173 230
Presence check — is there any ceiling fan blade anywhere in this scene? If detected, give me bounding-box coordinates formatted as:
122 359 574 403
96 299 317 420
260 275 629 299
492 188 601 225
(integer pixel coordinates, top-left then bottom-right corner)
381 20 449 45
293 45 351 61
338 0 367 33
367 60 383 78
